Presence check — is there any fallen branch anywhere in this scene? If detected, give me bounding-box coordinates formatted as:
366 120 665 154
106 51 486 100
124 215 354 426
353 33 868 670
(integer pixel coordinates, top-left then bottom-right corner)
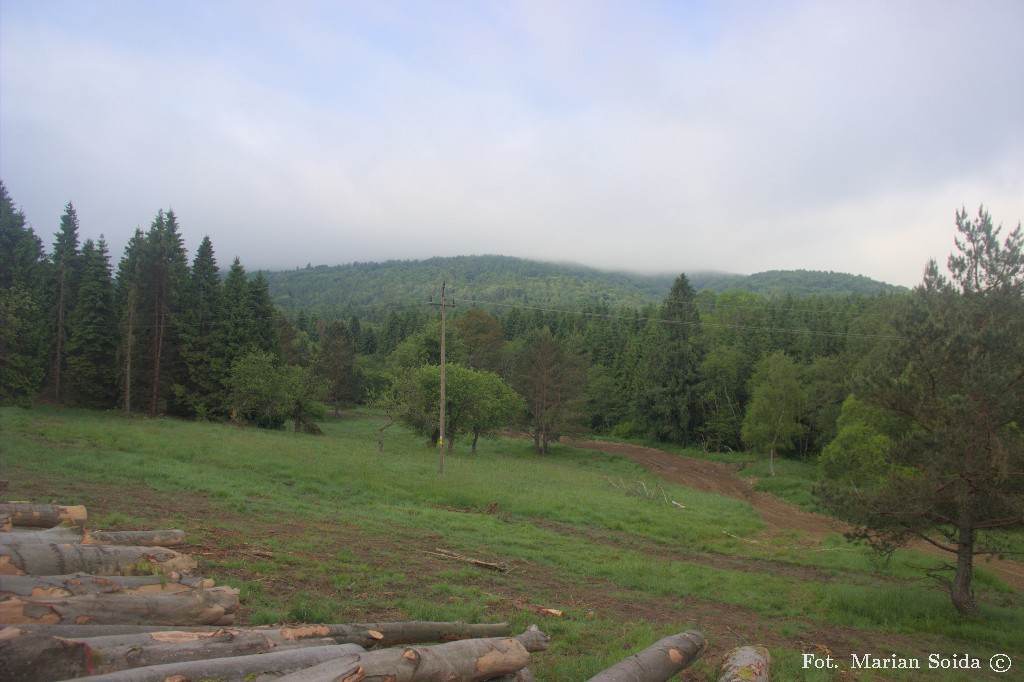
421 548 511 573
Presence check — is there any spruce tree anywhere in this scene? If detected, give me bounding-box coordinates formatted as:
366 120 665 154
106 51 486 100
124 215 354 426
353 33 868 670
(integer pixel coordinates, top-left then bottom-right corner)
115 229 146 413
180 236 224 417
66 238 117 407
249 271 279 354
0 181 50 405
49 202 82 404
139 209 189 416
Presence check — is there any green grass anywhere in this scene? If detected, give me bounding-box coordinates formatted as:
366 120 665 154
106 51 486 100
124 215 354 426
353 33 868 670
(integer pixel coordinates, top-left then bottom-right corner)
2 405 1021 681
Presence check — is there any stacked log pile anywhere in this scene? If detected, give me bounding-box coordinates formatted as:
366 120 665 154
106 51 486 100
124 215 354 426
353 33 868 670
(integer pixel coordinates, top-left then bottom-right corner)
0 501 724 681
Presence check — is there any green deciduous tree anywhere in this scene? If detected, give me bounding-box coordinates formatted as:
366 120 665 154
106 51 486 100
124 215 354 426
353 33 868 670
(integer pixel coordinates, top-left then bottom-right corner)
229 351 328 432
386 363 523 453
821 206 1024 616
741 351 807 476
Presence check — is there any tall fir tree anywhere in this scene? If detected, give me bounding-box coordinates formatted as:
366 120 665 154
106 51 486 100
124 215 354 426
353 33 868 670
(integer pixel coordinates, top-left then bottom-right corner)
179 235 224 417
140 209 189 416
115 228 146 413
49 202 82 404
65 238 118 408
249 271 279 355
0 181 51 405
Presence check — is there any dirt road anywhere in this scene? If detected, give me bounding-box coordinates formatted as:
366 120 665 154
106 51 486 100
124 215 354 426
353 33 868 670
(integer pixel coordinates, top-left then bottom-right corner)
569 439 1024 591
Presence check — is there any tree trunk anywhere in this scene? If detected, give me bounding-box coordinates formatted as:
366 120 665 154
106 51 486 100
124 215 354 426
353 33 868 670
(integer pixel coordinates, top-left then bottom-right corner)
275 633 537 682
586 630 706 682
0 586 239 625
0 631 91 682
0 572 214 598
54 281 67 404
0 503 87 528
0 629 313 680
0 543 196 576
6 621 517 649
951 523 979 616
717 646 771 682
122 286 136 414
61 643 366 682
487 670 536 682
0 526 186 548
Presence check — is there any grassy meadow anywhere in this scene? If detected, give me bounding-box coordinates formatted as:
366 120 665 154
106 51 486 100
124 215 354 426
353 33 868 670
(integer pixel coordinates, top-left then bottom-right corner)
1 406 1021 680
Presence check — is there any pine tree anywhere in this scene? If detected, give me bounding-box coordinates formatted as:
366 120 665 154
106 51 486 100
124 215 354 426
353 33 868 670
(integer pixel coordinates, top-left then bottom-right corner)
65 238 117 407
49 202 82 404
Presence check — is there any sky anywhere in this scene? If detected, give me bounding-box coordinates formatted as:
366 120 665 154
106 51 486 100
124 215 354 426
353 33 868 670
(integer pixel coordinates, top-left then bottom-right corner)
2 1 1022 287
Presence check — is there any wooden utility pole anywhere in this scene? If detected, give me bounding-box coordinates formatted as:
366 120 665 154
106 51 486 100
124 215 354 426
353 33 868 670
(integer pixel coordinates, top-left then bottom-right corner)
432 282 449 474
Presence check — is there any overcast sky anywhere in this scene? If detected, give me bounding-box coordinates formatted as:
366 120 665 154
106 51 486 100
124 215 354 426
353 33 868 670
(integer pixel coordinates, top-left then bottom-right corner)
2 1 1022 287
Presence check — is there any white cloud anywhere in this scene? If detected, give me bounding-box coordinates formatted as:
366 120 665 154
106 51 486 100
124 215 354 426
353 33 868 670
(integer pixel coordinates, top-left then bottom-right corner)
2 0 1021 287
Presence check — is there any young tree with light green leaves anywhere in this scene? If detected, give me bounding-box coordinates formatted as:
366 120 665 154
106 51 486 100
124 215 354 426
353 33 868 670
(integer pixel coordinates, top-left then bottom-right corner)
741 350 807 476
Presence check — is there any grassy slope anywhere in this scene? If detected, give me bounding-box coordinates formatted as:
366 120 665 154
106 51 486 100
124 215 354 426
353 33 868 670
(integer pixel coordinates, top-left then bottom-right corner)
1 407 1020 681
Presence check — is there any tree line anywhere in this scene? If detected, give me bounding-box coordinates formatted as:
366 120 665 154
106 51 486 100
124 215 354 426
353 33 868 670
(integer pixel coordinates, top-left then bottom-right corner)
2 178 1021 615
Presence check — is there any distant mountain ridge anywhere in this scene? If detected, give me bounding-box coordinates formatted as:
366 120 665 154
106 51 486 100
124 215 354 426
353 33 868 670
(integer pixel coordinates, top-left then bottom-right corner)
261 255 904 318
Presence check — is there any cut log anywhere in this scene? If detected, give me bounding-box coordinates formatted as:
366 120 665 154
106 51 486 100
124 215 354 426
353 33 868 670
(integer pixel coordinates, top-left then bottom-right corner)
0 503 87 528
0 543 196 576
486 669 536 682
3 620 515 649
586 630 706 682
0 527 187 547
0 572 214 598
0 513 11 532
717 645 771 682
59 643 366 682
275 632 536 682
0 586 239 625
86 529 187 547
0 629 332 680
0 631 92 682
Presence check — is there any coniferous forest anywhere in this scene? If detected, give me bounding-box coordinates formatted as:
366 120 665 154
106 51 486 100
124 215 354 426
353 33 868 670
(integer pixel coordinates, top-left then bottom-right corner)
2 179 1021 614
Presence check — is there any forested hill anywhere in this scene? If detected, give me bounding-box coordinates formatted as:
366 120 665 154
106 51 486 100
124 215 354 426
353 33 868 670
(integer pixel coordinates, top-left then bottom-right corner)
261 255 904 318
687 270 907 296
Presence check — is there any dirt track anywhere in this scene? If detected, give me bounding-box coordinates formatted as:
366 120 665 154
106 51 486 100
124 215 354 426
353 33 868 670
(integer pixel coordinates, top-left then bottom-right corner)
569 439 1024 591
